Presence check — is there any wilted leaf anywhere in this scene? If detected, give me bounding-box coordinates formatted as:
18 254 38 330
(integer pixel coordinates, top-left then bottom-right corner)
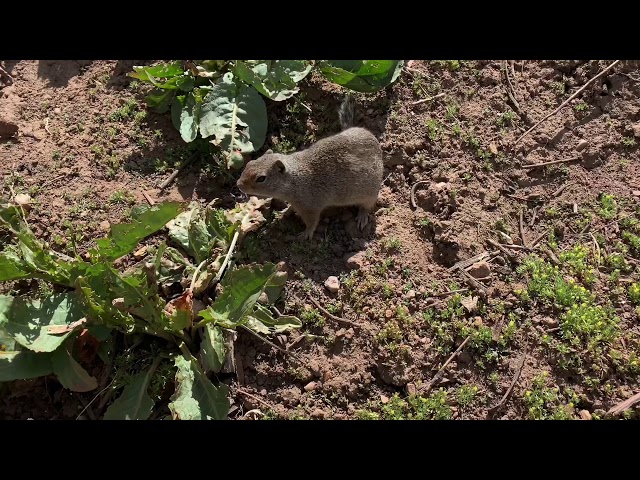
0 293 85 353
235 60 312 101
0 350 53 381
199 324 225 373
95 202 185 261
169 353 229 420
319 60 404 92
199 72 267 163
103 367 155 420
164 290 193 332
198 263 277 328
51 339 98 392
248 304 302 333
225 197 270 236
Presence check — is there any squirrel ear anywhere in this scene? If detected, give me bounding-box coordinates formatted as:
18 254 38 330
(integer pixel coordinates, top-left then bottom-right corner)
275 159 286 173
265 148 273 154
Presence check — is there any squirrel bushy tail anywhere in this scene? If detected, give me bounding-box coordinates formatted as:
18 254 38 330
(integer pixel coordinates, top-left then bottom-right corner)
338 93 355 130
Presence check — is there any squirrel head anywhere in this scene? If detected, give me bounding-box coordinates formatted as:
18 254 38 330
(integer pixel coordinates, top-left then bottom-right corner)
237 150 289 198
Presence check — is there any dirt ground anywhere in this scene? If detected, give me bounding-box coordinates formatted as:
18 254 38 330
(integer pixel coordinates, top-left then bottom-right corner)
1 60 640 420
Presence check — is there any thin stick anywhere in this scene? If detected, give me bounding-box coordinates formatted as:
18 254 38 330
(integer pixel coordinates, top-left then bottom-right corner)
529 207 538 227
420 335 472 395
432 288 469 298
158 154 198 190
487 238 517 263
76 379 115 420
521 156 581 169
236 388 273 410
503 61 521 114
0 64 14 84
519 210 527 247
488 345 527 415
551 182 571 198
410 180 430 208
239 325 303 363
607 391 640 416
458 267 488 297
307 294 360 328
497 243 536 251
142 191 156 206
514 60 620 146
412 92 445 106
531 230 548 248
447 251 492 272
212 230 240 286
590 232 601 267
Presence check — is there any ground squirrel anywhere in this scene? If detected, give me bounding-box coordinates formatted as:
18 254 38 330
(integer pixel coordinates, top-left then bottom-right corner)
236 95 383 239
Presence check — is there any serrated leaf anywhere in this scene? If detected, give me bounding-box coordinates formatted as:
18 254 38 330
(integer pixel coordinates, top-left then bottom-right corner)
249 304 302 333
95 202 185 262
130 62 184 81
0 350 53 381
103 368 155 420
199 72 267 158
199 324 225 373
319 60 404 92
145 88 176 113
235 60 312 101
205 207 234 249
0 293 85 353
0 250 30 281
51 339 98 392
198 263 277 328
169 353 229 420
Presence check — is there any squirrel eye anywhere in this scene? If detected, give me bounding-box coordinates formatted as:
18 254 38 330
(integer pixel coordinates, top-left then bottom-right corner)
256 175 266 183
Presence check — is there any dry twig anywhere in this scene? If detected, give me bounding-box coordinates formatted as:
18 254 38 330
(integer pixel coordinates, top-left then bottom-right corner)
420 335 472 395
410 180 430 208
307 294 360 328
488 345 528 416
412 92 445 106
607 391 640 416
519 210 527 247
158 154 198 190
521 156 581 169
514 60 620 146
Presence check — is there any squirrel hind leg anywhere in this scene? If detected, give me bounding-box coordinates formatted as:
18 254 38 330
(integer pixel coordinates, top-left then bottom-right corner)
355 197 377 230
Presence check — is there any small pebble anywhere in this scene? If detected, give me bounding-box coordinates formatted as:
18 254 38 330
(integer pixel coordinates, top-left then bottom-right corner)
324 276 340 293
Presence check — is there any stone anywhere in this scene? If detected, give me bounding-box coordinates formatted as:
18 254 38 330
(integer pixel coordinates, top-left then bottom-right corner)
304 381 318 392
344 251 366 270
324 276 340 293
579 410 592 420
575 139 589 151
468 261 491 279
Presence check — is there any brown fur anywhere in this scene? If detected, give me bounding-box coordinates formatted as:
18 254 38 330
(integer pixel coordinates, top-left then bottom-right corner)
237 127 383 239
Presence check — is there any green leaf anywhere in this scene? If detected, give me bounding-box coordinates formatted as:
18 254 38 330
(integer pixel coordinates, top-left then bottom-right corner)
199 324 225 373
169 353 229 420
318 60 404 92
103 368 155 420
51 340 98 392
264 270 288 304
198 263 277 328
145 88 176 114
199 72 267 160
249 304 302 333
205 208 234 249
0 250 30 281
235 60 312 101
130 62 184 81
171 92 200 143
0 350 53 381
0 293 85 353
166 203 225 263
95 202 185 262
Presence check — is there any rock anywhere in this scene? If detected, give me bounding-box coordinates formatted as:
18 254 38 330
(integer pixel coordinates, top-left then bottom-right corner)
579 410 592 420
53 107 62 115
406 383 417 395
632 190 640 197
468 261 491 279
133 246 148 260
311 409 326 419
575 139 589 151
461 295 479 313
99 220 111 232
12 193 32 211
260 389 267 396
0 119 19 139
632 123 640 138
380 395 389 404
542 317 558 328
385 309 393 319
473 317 483 327
304 381 318 392
324 276 340 293
344 251 366 270
404 289 416 299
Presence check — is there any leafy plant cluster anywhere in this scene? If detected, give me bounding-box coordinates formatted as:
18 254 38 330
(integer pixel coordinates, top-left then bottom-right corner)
0 197 300 420
129 60 404 168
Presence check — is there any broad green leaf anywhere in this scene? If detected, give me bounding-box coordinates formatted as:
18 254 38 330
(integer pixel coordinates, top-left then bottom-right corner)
145 88 176 113
198 263 277 327
0 327 15 351
51 340 98 392
235 60 312 101
0 350 53 381
319 60 404 92
130 62 184 81
95 202 185 262
169 353 229 420
225 197 270 236
166 203 220 263
199 324 225 373
171 92 200 143
199 72 267 162
0 250 30 281
77 274 136 332
264 270 288 305
243 316 271 335
249 303 302 333
205 208 234 249
103 368 155 420
0 293 85 353
157 247 193 288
